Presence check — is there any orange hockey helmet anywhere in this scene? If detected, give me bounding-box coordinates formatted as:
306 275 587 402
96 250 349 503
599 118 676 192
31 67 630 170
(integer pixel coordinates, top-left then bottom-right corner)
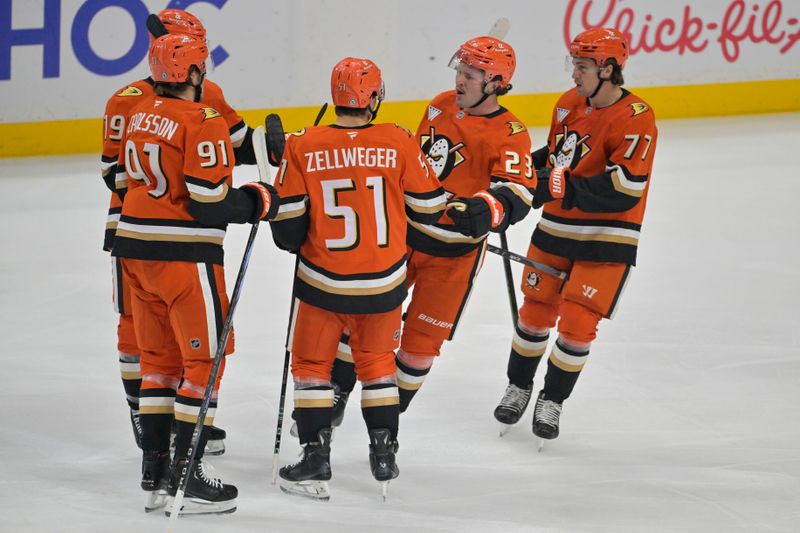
448 36 516 88
149 34 208 83
569 27 629 69
158 9 206 39
331 57 385 108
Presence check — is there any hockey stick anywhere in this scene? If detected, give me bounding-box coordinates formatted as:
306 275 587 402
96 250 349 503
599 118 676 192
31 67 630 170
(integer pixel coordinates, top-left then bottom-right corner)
146 13 168 38
486 243 568 281
166 125 274 530
498 232 519 325
270 105 325 484
488 17 510 39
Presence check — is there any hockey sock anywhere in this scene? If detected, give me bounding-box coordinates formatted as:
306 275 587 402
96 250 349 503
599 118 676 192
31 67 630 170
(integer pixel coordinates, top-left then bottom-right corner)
173 419 210 460
139 386 176 452
119 352 142 411
294 382 334 445
507 324 549 389
331 333 357 395
395 353 432 413
360 381 399 440
173 392 217 459
542 336 590 403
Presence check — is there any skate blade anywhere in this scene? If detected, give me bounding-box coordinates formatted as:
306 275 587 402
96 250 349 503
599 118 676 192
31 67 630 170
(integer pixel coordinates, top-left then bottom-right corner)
144 489 169 513
204 439 226 456
279 479 330 501
498 422 515 437
164 496 237 516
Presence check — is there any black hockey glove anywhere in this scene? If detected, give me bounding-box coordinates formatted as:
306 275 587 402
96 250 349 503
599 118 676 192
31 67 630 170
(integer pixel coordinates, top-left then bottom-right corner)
241 181 280 223
446 191 505 238
532 166 568 209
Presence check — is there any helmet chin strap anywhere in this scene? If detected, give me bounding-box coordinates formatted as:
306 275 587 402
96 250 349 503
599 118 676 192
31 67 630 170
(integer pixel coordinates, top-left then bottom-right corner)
466 81 492 110
191 72 205 103
368 99 382 123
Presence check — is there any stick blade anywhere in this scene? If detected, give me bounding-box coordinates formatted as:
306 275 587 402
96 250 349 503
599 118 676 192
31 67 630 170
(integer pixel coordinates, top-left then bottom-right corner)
146 13 169 38
488 17 510 40
252 125 271 183
265 113 286 167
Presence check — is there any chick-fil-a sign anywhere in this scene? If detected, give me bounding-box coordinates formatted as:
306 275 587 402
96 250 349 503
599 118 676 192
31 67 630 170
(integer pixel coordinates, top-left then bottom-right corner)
564 0 800 62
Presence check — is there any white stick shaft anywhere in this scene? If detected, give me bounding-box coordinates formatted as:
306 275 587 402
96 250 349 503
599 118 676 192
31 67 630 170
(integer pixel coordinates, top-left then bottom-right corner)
166 489 186 532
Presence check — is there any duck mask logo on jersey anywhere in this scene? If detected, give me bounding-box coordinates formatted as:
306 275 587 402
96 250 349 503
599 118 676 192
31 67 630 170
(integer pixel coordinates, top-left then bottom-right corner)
550 125 591 170
418 126 466 181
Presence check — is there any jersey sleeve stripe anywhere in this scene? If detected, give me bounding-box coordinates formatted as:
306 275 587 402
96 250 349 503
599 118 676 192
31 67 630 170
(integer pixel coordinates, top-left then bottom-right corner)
607 164 648 197
273 196 308 221
490 180 534 205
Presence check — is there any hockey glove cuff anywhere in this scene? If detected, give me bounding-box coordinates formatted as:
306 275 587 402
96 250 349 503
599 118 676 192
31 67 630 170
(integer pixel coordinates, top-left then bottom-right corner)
532 166 568 209
446 191 505 238
241 181 280 223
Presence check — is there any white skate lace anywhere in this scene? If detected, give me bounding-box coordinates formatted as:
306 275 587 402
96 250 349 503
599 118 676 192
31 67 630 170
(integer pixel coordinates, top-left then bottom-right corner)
534 397 562 427
499 385 532 413
196 461 223 489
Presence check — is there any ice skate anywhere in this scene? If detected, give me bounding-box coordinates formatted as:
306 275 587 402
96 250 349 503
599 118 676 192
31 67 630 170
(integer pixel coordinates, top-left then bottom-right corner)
141 450 170 512
164 459 237 516
493 383 532 436
170 421 227 456
368 428 398 501
532 391 562 451
279 428 332 501
290 384 349 439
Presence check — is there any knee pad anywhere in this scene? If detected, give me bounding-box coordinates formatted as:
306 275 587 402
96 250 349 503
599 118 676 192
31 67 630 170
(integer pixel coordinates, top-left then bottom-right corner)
519 297 559 331
557 301 601 344
400 328 443 358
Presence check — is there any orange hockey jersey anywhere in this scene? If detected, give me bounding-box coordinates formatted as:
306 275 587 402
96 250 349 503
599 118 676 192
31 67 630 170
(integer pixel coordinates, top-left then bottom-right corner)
409 90 534 257
100 78 247 251
110 96 239 265
270 123 447 314
532 88 658 265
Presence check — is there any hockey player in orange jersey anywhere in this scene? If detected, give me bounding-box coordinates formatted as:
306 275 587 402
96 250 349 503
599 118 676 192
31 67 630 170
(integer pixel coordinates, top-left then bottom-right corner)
112 34 279 515
271 57 447 500
327 36 545 420
100 9 253 455
493 28 658 445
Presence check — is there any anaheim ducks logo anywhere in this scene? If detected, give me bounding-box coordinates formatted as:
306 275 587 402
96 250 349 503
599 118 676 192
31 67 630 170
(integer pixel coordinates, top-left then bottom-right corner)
630 102 650 116
200 107 221 121
418 126 465 181
116 86 143 97
289 128 306 137
507 121 526 136
550 124 591 170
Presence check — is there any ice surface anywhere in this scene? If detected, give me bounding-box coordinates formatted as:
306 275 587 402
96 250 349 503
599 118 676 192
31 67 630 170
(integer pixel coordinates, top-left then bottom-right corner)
0 114 798 532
